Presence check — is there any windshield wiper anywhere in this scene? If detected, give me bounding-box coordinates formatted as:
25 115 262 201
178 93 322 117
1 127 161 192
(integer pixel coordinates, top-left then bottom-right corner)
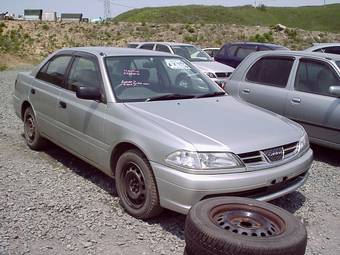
146 93 195 102
196 91 226 98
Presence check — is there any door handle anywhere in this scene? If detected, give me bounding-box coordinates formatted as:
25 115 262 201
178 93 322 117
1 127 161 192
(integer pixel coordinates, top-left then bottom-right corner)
59 101 67 109
291 98 301 104
31 88 35 94
242 88 250 94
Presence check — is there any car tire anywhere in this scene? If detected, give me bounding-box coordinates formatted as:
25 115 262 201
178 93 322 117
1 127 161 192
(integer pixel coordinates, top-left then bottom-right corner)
185 197 307 255
23 107 46 150
115 149 163 219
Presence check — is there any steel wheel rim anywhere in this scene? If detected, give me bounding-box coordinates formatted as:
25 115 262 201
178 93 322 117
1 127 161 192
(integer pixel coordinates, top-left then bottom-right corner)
121 162 146 209
209 203 286 237
24 114 36 143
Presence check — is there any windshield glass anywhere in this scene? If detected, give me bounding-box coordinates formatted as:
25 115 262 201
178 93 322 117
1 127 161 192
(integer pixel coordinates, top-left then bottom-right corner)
170 45 212 62
336 61 340 69
105 56 222 102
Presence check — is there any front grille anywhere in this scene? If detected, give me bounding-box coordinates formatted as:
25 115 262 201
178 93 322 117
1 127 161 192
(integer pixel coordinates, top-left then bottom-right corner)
215 72 227 78
238 142 299 166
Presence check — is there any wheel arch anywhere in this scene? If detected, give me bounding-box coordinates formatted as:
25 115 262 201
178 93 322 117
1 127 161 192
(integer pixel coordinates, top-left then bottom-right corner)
21 101 32 120
110 141 151 177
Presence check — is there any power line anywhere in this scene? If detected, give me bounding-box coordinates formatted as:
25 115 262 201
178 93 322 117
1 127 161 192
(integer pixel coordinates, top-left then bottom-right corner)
109 1 135 9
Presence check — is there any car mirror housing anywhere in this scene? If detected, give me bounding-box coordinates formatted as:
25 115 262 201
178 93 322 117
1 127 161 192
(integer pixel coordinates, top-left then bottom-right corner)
329 86 340 97
75 86 102 101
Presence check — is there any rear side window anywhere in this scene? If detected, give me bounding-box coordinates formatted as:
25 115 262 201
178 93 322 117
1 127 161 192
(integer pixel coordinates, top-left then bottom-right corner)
236 47 257 59
155 44 171 53
295 59 339 96
36 55 72 87
336 61 340 69
246 57 294 88
324 46 340 55
216 45 227 57
139 44 154 50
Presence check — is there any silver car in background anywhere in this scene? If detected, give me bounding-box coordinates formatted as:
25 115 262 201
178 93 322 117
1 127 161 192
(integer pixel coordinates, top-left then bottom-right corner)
128 42 234 88
304 43 340 55
13 47 312 219
226 51 340 150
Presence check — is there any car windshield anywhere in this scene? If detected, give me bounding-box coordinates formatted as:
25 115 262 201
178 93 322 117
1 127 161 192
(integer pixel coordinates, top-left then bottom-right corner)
105 56 223 102
170 45 212 62
336 61 340 69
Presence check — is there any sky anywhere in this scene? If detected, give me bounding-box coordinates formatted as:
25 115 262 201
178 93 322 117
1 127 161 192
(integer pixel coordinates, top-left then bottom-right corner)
1 0 340 19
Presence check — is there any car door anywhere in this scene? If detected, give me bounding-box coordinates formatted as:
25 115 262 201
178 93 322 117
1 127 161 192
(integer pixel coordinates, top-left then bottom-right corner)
285 58 340 146
33 54 73 141
56 53 110 168
238 56 295 115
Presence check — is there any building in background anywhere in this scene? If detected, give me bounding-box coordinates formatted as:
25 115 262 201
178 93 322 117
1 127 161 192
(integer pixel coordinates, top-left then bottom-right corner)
24 9 42 21
61 13 83 22
42 12 57 22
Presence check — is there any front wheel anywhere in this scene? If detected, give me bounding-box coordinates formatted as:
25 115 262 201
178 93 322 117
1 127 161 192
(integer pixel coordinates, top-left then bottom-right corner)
115 149 163 219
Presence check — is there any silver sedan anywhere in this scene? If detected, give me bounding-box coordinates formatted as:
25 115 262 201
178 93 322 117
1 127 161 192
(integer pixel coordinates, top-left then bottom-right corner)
13 47 313 219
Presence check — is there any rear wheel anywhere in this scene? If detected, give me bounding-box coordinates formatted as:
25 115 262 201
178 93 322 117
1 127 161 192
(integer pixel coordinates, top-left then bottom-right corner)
185 197 307 255
23 107 46 150
115 149 163 219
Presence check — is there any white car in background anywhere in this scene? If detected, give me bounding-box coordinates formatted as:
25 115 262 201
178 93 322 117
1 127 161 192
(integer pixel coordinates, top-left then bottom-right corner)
128 42 234 88
304 43 340 55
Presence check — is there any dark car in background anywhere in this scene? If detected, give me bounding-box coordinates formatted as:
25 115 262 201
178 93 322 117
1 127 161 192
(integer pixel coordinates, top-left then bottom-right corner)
214 42 289 68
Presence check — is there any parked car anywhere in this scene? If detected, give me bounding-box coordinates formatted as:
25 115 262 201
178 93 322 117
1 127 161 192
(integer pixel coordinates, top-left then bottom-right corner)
13 47 312 219
128 42 234 88
202 47 220 58
215 42 289 68
305 43 340 55
226 50 340 150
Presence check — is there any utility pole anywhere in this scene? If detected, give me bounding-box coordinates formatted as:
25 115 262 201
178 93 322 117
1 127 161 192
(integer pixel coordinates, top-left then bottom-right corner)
104 0 111 20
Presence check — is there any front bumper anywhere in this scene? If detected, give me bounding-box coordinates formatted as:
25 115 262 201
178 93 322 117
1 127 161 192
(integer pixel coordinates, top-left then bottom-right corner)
152 148 313 214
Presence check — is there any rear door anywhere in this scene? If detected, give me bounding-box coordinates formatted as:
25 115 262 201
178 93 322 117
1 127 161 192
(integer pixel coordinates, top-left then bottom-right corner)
286 58 340 146
33 55 73 141
239 56 295 115
56 53 110 167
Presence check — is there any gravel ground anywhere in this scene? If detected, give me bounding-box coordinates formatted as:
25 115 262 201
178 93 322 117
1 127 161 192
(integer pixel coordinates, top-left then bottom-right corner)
0 68 339 255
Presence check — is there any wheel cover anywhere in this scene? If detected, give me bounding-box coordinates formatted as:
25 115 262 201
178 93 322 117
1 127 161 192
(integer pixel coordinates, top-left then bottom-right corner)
24 114 36 143
209 203 286 237
121 162 146 209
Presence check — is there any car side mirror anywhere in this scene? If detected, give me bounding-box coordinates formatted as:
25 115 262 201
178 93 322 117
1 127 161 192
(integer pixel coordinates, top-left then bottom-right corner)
329 86 340 97
75 86 102 101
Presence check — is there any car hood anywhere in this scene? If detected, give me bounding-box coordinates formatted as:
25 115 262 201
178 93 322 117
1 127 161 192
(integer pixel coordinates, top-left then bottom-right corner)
193 61 234 73
124 96 303 154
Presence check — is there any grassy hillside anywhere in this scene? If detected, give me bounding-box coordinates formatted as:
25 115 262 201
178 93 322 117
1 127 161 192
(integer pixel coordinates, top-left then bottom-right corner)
113 4 340 33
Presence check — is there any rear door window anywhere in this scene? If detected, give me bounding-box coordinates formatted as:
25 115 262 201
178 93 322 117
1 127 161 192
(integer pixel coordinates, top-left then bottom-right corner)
294 59 339 96
36 55 72 87
139 44 155 50
246 57 294 87
155 44 171 53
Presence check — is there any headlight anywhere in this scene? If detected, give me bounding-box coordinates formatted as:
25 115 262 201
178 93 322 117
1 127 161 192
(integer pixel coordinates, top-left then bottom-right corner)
165 150 242 170
205 72 216 78
298 132 309 153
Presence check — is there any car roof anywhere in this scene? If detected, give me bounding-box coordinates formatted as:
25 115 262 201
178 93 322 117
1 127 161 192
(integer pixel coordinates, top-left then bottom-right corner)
224 42 287 49
131 41 195 47
305 43 340 52
250 50 340 61
56 47 174 57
